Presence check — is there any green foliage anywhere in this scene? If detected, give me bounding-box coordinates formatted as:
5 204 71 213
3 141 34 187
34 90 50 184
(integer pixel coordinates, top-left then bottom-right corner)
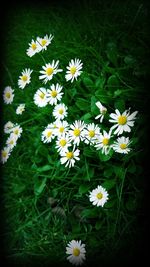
2 1 148 266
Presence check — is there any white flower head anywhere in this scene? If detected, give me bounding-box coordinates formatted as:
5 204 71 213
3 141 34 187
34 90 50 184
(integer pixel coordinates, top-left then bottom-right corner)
4 121 15 134
11 125 23 140
95 130 112 155
55 133 72 153
89 185 109 207
34 88 48 107
6 133 17 150
18 68 33 89
37 34 54 51
95 101 107 123
39 60 63 84
52 103 68 120
66 240 86 266
3 86 14 104
1 146 11 164
46 83 63 106
26 39 41 57
41 124 56 143
109 108 138 135
112 136 131 154
60 146 80 168
82 123 100 145
53 120 69 137
68 120 86 146
16 104 25 115
65 58 83 82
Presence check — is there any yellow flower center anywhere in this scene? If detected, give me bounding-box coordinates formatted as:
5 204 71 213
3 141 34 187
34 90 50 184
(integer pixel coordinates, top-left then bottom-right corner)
46 67 53 76
47 131 52 137
9 140 14 145
97 192 103 199
41 39 47 46
102 138 109 146
39 92 45 99
14 129 19 135
59 139 66 147
66 151 74 159
89 130 95 138
51 90 57 98
118 115 127 125
21 75 28 82
5 92 11 98
73 248 80 257
70 66 77 75
59 109 64 115
73 129 81 137
31 43 37 50
59 127 64 133
120 143 127 149
2 151 7 158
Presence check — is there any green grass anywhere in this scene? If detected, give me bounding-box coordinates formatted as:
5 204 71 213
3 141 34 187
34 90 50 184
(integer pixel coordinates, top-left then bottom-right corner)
1 0 149 266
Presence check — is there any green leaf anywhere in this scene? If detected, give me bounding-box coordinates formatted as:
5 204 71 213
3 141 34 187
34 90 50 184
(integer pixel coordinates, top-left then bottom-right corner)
79 184 89 195
81 208 98 218
95 221 102 230
34 177 47 196
99 149 113 162
75 98 90 111
106 42 118 66
82 76 94 87
114 166 125 179
12 184 26 194
81 112 92 123
91 96 98 115
102 179 116 190
107 75 119 91
114 99 125 112
124 55 136 66
95 74 106 89
37 165 52 172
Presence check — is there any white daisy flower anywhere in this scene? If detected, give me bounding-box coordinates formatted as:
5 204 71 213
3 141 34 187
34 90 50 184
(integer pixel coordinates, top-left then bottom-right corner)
18 68 33 89
109 108 138 135
89 185 109 207
4 121 15 134
68 120 86 146
52 103 68 120
1 146 11 164
16 104 25 115
95 101 107 123
37 34 54 51
53 120 69 137
26 39 41 57
112 136 131 154
46 83 63 106
55 133 72 153
6 133 17 150
66 240 86 266
3 86 14 104
60 147 80 168
34 88 48 107
41 124 55 143
39 60 63 84
82 123 100 145
95 130 112 155
65 58 83 82
11 125 23 140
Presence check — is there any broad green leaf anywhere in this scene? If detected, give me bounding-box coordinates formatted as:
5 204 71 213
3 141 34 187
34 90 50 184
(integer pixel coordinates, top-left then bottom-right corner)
81 208 98 218
102 179 116 190
75 98 90 111
124 55 136 66
95 74 106 89
107 75 120 91
34 177 47 196
106 42 118 66
82 76 94 87
99 149 113 162
81 112 92 123
37 165 52 172
79 184 89 195
114 99 125 112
